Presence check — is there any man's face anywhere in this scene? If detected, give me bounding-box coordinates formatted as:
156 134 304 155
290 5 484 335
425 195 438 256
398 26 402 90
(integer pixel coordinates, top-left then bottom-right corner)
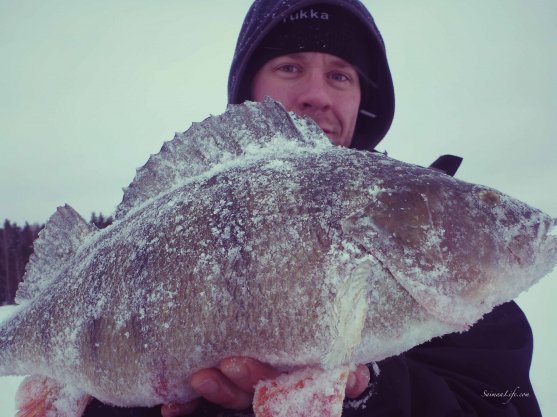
251 52 361 147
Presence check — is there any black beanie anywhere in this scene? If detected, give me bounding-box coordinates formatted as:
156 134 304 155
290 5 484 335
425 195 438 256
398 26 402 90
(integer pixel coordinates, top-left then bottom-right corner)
249 4 372 79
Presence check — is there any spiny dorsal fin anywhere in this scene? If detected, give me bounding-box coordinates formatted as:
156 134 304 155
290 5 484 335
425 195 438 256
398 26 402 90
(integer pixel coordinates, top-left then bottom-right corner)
114 99 329 219
15 204 97 304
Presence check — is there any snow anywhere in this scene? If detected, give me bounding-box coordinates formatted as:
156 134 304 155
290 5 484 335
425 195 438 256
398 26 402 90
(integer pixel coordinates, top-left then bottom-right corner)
0 306 24 416
0 375 22 416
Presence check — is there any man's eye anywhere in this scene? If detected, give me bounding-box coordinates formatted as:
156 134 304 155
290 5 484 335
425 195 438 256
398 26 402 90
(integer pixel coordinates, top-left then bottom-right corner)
330 72 350 82
277 64 299 73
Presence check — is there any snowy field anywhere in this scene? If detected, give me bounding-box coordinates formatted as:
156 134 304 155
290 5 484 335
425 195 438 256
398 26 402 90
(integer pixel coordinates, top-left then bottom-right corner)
1 277 556 416
0 307 23 416
0 374 22 417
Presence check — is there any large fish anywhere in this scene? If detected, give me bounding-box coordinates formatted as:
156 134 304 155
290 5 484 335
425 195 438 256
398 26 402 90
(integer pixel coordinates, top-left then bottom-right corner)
1 99 555 417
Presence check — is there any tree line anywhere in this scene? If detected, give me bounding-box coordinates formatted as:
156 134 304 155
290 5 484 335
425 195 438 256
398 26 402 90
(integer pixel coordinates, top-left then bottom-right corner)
0 212 112 305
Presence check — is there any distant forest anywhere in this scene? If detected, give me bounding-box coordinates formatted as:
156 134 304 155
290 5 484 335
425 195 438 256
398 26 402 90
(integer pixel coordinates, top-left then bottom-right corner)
0 213 112 305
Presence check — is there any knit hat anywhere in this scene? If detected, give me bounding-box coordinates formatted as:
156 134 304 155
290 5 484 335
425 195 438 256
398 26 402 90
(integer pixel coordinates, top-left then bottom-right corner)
247 4 373 85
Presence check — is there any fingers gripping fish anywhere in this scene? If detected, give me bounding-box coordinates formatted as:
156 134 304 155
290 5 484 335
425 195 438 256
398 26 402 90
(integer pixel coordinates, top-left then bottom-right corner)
1 99 555 417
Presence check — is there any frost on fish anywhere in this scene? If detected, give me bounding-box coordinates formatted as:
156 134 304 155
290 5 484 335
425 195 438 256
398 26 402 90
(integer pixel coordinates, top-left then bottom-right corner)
0 99 555 416
114 99 329 220
253 366 350 417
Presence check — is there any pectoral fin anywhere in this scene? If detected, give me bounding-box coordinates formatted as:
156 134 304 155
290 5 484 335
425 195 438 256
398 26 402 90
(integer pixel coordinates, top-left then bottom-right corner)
253 366 349 417
16 375 91 417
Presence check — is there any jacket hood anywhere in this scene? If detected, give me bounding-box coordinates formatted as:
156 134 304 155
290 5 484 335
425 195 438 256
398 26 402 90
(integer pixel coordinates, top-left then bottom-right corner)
228 0 395 150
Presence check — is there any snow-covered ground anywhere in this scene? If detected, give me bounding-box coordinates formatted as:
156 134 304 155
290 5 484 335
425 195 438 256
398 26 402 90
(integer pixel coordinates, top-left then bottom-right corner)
0 375 23 417
1 274 556 417
0 307 23 416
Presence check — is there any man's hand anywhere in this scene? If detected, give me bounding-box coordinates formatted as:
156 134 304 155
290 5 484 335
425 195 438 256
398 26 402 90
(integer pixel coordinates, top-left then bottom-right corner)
161 357 371 417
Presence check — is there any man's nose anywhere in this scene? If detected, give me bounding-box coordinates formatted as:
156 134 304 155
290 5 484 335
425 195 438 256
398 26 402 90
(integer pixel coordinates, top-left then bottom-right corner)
296 72 332 113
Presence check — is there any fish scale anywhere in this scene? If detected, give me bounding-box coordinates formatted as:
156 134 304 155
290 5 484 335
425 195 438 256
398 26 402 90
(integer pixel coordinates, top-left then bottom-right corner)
1 99 555 417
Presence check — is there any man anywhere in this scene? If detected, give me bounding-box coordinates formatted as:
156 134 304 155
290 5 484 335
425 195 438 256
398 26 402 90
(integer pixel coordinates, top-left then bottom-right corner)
84 1 542 416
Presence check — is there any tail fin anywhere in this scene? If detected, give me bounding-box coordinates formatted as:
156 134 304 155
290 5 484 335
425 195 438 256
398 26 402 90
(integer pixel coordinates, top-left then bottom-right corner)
15 205 96 304
2 205 96 376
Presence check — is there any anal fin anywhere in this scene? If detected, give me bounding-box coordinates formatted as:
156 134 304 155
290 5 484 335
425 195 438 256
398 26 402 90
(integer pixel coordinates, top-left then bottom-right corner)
16 375 91 417
253 366 349 417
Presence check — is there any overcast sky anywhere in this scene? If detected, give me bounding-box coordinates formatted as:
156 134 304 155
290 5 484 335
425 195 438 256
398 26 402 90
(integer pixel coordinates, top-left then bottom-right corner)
0 0 556 414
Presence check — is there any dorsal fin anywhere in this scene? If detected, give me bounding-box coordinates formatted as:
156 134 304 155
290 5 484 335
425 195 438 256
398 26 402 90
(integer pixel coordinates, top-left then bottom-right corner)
114 99 329 219
15 205 97 304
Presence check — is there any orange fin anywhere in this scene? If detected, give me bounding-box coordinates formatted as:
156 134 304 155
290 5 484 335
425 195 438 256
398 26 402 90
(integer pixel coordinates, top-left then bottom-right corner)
253 366 349 417
16 375 91 417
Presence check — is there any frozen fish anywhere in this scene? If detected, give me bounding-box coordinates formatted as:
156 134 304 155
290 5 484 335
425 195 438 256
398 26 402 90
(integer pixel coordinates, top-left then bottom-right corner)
1 99 555 417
